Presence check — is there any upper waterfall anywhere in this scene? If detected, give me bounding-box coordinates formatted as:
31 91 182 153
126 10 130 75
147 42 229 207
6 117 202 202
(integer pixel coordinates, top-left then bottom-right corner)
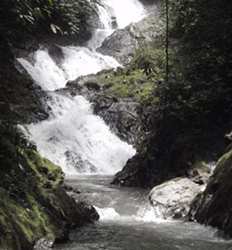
102 0 145 29
18 0 146 175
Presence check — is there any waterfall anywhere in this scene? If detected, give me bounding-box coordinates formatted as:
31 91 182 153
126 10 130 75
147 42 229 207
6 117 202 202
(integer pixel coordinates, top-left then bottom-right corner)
27 94 135 175
18 0 146 175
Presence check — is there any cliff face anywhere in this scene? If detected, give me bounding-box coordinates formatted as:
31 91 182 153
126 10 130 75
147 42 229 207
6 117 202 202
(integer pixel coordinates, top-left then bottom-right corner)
189 149 232 237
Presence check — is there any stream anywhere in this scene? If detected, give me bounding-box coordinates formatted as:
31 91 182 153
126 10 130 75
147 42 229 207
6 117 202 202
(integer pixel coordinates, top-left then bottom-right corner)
53 176 232 250
17 0 232 249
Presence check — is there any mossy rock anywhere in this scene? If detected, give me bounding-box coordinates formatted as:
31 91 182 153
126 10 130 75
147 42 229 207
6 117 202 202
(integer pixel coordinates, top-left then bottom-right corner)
0 124 98 249
189 149 232 236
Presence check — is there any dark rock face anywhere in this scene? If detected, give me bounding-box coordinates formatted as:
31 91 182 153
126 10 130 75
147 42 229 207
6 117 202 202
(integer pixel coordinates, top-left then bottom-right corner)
92 96 141 145
112 105 227 188
98 11 163 64
112 132 198 188
189 149 232 236
0 57 48 124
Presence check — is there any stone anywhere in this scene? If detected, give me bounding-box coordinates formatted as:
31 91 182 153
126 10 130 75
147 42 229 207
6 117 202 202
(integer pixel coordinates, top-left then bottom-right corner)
149 178 202 219
98 10 163 64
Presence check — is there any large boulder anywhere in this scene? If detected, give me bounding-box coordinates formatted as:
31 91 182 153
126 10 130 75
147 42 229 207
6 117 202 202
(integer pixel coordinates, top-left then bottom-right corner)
189 149 232 236
149 178 203 219
98 10 163 64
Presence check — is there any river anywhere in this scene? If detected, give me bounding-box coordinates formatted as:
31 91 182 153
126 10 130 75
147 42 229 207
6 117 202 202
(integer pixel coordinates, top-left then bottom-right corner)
53 175 232 250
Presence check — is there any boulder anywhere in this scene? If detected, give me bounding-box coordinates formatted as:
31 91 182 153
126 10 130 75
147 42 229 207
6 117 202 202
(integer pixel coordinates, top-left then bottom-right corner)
149 178 202 219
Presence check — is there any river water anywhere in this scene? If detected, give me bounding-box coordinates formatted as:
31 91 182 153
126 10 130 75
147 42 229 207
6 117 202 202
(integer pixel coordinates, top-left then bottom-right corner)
17 0 232 249
53 176 232 250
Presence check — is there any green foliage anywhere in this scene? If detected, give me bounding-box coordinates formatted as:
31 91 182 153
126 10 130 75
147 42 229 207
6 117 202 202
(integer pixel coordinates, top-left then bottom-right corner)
157 0 232 130
0 123 66 249
0 0 99 43
131 46 166 77
96 44 166 105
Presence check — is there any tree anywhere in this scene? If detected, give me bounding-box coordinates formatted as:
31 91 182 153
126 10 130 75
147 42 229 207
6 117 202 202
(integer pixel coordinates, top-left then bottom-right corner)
165 0 169 83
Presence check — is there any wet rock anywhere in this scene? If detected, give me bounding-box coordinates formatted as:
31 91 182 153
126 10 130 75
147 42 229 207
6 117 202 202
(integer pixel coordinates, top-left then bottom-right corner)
149 178 202 219
189 149 232 237
75 201 100 223
67 74 143 146
48 44 65 66
98 10 163 64
0 57 48 124
92 96 141 145
34 238 54 250
65 151 97 173
187 161 211 185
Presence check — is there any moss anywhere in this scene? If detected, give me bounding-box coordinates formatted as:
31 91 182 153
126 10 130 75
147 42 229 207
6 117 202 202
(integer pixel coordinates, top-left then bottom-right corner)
22 148 64 188
0 124 83 250
0 190 56 247
93 45 166 105
0 147 60 248
96 68 156 104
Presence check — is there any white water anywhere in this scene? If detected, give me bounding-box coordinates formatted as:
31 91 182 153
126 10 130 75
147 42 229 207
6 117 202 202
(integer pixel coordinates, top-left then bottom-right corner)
102 0 145 29
19 0 146 175
57 176 232 250
18 48 120 91
28 94 135 175
88 0 146 49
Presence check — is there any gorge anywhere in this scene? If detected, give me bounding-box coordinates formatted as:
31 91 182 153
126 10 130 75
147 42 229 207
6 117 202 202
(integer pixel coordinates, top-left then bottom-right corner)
1 0 232 249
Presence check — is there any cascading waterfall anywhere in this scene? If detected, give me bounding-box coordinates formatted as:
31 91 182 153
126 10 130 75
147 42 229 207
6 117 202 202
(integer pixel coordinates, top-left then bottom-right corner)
19 0 146 175
27 93 135 175
16 2 232 247
88 0 146 49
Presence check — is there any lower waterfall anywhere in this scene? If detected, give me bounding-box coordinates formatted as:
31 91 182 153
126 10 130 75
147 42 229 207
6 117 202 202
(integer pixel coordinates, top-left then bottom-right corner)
27 93 135 175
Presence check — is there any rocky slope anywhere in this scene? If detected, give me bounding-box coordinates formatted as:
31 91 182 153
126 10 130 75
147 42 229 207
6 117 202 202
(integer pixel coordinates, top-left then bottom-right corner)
98 7 163 64
64 6 164 146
